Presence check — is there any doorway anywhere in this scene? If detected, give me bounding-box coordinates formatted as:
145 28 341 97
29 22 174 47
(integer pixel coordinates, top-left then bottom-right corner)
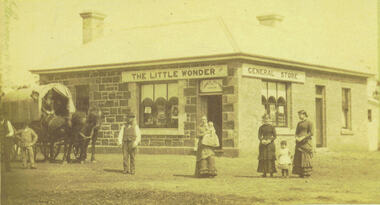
315 86 326 147
200 95 223 148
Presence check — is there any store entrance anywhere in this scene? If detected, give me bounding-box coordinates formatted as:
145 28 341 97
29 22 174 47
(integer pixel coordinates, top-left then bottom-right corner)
200 95 223 148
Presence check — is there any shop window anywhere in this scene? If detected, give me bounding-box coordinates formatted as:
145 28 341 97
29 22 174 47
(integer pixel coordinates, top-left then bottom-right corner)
368 109 372 122
342 88 351 129
75 85 89 113
261 81 288 127
140 82 178 128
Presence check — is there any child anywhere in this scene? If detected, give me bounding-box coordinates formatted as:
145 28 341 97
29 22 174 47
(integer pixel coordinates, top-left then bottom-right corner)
17 122 38 169
278 140 292 178
202 121 220 148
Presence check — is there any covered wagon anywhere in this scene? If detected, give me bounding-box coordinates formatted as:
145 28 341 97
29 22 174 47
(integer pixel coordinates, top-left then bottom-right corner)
1 83 76 160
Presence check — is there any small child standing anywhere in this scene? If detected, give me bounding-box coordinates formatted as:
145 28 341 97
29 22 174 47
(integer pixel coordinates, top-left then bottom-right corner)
278 140 292 177
17 122 38 169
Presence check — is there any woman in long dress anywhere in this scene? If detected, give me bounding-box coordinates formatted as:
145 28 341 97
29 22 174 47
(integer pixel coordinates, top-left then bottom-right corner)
257 114 277 177
293 110 313 178
194 116 218 178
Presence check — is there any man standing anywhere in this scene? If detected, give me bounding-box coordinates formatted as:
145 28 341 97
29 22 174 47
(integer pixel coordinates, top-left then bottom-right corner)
118 114 141 175
0 110 15 172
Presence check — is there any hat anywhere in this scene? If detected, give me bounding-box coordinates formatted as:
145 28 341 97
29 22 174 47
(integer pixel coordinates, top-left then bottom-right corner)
262 114 270 120
298 110 308 117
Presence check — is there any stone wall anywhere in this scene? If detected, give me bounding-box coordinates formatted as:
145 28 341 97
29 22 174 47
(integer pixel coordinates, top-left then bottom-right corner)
221 62 240 156
40 70 132 147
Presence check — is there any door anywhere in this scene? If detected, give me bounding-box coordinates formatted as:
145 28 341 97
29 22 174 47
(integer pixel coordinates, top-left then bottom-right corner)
315 86 326 147
200 95 223 148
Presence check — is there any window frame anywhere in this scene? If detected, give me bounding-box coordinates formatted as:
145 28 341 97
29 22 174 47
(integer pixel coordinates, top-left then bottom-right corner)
75 84 90 113
139 81 179 129
261 80 289 127
342 88 352 130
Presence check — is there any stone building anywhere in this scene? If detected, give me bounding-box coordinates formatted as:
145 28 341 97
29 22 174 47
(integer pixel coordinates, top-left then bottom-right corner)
31 12 376 156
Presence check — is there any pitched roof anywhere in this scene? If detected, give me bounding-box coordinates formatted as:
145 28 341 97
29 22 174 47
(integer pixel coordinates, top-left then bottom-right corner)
31 18 373 76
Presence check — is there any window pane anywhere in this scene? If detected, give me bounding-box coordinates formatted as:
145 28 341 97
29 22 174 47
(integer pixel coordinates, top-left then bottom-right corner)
277 83 286 99
140 82 179 128
155 84 167 101
141 84 153 102
316 86 323 95
168 83 178 100
268 82 276 98
261 81 267 97
341 88 351 129
75 85 89 113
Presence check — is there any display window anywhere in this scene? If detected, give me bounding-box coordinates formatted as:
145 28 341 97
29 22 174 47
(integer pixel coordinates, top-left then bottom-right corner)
261 81 288 127
140 82 178 128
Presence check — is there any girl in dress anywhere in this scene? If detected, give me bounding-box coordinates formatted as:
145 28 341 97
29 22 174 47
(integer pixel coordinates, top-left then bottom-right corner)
257 114 277 177
278 140 292 178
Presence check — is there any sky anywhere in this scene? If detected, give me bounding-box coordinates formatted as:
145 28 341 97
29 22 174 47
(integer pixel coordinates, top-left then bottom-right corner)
1 0 378 89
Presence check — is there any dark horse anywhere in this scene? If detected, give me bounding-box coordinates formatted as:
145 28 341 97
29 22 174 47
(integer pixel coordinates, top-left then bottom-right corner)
63 108 101 163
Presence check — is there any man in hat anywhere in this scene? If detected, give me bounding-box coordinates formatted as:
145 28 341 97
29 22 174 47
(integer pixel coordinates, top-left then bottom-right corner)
118 113 141 175
0 110 15 172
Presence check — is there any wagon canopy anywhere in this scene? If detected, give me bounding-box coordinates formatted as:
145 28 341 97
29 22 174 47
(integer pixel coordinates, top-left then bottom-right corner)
1 88 39 123
0 83 75 123
36 83 76 116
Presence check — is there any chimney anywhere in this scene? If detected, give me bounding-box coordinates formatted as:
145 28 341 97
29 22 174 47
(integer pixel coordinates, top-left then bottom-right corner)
256 14 284 27
80 11 106 44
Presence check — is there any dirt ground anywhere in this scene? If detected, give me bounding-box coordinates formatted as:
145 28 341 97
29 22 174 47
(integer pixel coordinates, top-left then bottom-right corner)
2 150 380 205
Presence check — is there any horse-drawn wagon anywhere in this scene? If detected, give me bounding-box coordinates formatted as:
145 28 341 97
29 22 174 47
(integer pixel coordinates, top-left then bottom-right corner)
0 83 95 162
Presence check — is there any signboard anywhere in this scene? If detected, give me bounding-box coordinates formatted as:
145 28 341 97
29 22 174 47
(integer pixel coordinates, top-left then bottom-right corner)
200 79 223 93
122 65 228 82
242 64 305 83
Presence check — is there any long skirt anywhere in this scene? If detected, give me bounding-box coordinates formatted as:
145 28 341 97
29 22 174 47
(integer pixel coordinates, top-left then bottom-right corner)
257 143 277 174
195 144 217 178
292 139 313 176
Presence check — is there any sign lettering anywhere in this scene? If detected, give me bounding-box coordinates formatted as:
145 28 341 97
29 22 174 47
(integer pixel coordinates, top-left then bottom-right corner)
242 64 305 83
122 65 227 82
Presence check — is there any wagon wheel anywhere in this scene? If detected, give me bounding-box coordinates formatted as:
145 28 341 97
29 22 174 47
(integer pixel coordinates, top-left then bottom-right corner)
49 141 62 161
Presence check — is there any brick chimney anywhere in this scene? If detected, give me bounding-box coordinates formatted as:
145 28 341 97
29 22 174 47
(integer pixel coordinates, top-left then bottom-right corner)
80 11 106 44
256 14 284 27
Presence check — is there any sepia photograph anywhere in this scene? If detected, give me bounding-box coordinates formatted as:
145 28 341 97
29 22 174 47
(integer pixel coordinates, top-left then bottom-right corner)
0 0 379 204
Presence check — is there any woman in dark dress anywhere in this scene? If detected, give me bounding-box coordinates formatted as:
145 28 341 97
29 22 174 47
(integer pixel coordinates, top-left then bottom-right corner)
194 116 217 178
257 114 277 177
293 110 313 178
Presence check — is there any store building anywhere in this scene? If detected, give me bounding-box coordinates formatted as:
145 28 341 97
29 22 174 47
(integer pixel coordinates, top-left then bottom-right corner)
31 12 375 156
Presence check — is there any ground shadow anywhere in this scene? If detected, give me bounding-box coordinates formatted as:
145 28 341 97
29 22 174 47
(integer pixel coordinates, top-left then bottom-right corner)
235 175 298 179
234 175 264 179
104 169 124 174
173 174 197 178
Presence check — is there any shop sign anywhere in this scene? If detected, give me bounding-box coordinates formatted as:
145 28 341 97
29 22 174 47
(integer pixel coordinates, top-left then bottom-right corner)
122 65 227 82
242 64 305 83
200 79 223 93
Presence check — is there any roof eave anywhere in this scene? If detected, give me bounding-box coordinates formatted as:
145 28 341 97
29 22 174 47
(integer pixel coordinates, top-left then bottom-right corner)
30 53 374 78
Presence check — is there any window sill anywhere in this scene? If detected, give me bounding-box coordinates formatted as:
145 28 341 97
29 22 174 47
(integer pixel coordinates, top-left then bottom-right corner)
141 128 184 136
275 127 295 136
341 129 354 135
